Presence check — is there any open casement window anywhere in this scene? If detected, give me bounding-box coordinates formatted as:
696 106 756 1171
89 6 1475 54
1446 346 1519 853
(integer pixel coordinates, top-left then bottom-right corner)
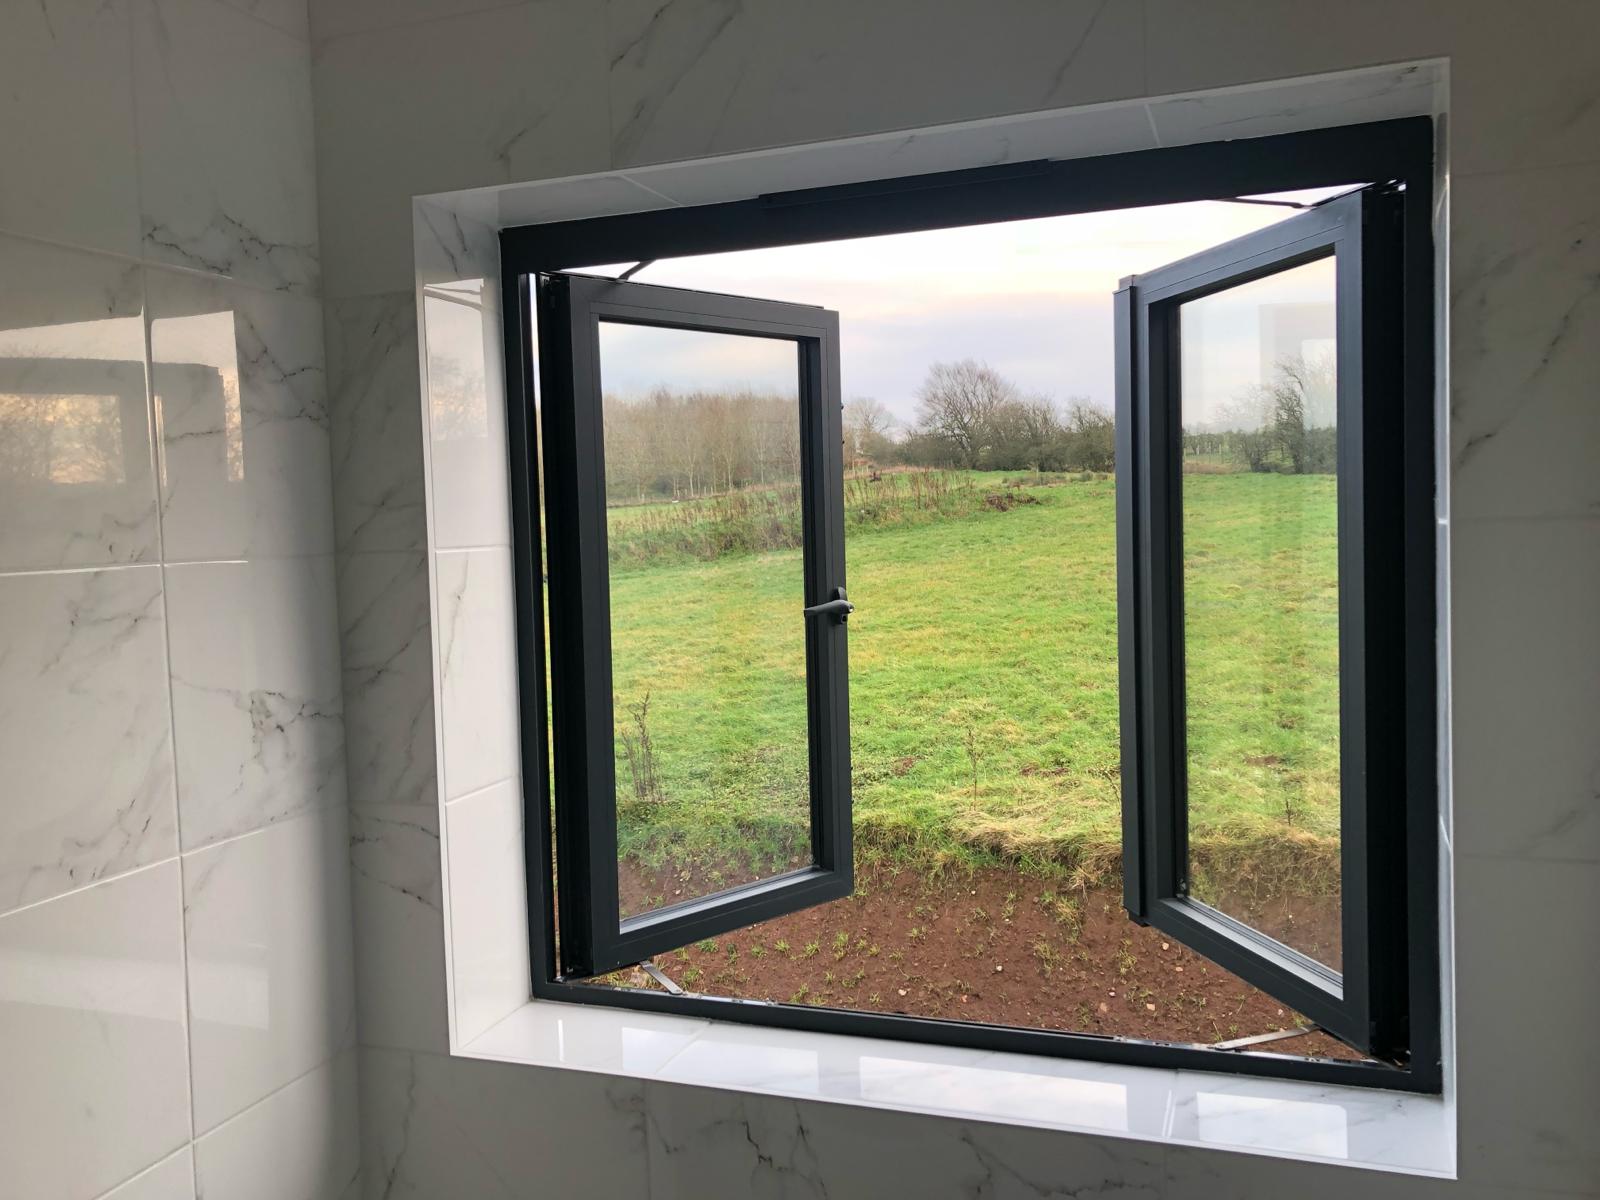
1116 187 1410 1060
536 273 853 979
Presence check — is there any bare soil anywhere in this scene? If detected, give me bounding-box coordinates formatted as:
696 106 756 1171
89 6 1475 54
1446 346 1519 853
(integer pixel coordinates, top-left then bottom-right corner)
614 858 1361 1060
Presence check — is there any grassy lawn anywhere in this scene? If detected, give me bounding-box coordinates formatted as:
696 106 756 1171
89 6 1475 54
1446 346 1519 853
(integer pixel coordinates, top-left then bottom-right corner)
604 470 1340 898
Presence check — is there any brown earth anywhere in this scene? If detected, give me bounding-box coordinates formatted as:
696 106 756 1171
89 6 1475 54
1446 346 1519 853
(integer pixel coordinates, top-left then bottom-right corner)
612 858 1362 1061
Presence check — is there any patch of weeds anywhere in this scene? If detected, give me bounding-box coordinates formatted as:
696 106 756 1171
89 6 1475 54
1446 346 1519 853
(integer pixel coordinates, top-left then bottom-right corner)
695 939 717 953
802 939 821 959
748 943 766 959
1116 938 1137 978
1032 937 1063 976
790 985 810 1004
774 939 790 955
681 967 702 986
833 931 850 960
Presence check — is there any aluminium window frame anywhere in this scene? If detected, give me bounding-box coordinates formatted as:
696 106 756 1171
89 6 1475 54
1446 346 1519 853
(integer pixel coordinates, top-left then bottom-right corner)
534 273 853 978
1116 188 1409 1060
501 117 1441 1093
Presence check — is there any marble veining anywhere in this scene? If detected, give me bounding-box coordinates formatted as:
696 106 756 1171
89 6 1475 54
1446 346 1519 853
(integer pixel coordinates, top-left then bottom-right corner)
0 567 177 914
165 557 345 849
435 548 519 800
148 269 333 561
326 294 427 554
0 235 159 571
135 0 320 296
339 552 437 810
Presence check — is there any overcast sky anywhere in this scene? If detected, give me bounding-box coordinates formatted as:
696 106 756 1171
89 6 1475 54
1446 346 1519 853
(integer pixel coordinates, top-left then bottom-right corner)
580 188 1352 429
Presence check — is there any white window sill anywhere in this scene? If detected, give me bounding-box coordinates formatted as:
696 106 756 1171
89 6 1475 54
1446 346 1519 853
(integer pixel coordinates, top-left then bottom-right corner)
460 999 1454 1178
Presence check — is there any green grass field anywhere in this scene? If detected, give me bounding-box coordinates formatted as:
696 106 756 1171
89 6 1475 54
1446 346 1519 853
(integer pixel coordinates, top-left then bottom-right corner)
604 470 1341 899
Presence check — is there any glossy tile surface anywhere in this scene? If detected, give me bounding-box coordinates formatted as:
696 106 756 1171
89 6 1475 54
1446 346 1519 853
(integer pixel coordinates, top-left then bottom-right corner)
148 269 332 562
183 807 356 1132
0 567 176 914
444 781 528 1043
358 1047 650 1200
349 804 448 1053
135 0 320 295
338 551 436 810
325 294 426 555
192 1050 360 1200
0 235 157 571
165 557 344 849
434 548 519 800
0 0 141 255
0 862 190 1200
99 1148 195 1200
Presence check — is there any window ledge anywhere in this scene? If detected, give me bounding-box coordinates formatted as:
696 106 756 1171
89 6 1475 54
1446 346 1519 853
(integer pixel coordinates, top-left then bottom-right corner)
460 999 1455 1177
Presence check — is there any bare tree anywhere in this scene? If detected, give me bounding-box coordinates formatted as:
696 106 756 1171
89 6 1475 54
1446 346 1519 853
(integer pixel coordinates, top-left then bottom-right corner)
914 359 1020 468
842 396 895 470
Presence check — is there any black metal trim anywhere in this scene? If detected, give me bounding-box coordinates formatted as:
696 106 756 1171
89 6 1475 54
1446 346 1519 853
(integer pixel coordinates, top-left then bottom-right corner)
501 116 1440 1092
535 273 851 978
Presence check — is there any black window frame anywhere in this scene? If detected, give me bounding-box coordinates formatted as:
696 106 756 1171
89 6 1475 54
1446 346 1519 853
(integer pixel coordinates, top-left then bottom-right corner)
534 273 853 978
501 117 1441 1093
1116 188 1408 1060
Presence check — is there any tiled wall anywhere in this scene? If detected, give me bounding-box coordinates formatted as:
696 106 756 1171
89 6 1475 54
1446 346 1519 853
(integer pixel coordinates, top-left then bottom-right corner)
309 1 1599 1198
0 2 359 1198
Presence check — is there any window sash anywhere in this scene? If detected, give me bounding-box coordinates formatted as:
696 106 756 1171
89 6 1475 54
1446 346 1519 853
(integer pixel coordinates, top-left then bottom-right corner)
533 272 853 978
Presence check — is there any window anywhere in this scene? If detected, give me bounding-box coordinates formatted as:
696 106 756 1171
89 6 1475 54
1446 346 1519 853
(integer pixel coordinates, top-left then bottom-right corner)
502 119 1439 1091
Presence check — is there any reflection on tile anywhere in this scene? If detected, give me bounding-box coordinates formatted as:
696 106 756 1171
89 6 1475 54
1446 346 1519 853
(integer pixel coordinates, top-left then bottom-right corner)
0 862 189 1200
1452 519 1600 861
99 1149 193 1200
0 567 175 914
422 275 509 548
326 294 426 555
166 557 345 849
0 236 157 571
193 1050 360 1200
135 0 319 294
349 804 448 1053
338 552 436 810
435 549 519 799
1450 163 1600 521
0 0 141 255
148 269 332 561
445 782 529 1043
360 1047 649 1199
463 1000 706 1077
643 1080 1165 1200
184 807 356 1133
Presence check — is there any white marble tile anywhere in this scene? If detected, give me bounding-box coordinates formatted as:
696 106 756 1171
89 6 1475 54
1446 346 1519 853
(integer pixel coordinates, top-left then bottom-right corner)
493 174 678 231
0 236 158 571
147 269 333 562
325 294 427 555
421 274 510 549
1143 2 1600 177
98 1149 195 1200
1450 163 1600 522
1166 1144 1549 1200
338 552 437 809
183 807 357 1132
462 1000 707 1077
0 567 176 915
1454 853 1600 1195
443 781 529 1043
310 0 525 44
620 100 1157 209
0 862 189 1200
1451 518 1600 861
311 1 609 299
607 0 1145 169
358 1047 650 1199
0 0 141 256
165 557 345 850
215 0 309 41
349 804 448 1053
413 201 498 291
1146 64 1437 148
134 0 320 295
643 1081 1165 1200
192 1050 360 1200
434 548 520 800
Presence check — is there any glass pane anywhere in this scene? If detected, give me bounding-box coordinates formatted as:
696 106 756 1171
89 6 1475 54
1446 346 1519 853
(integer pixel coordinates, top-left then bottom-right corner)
597 320 812 921
1178 255 1341 970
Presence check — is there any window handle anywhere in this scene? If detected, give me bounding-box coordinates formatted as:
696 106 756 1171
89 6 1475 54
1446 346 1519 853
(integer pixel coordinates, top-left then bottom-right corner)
803 587 854 623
